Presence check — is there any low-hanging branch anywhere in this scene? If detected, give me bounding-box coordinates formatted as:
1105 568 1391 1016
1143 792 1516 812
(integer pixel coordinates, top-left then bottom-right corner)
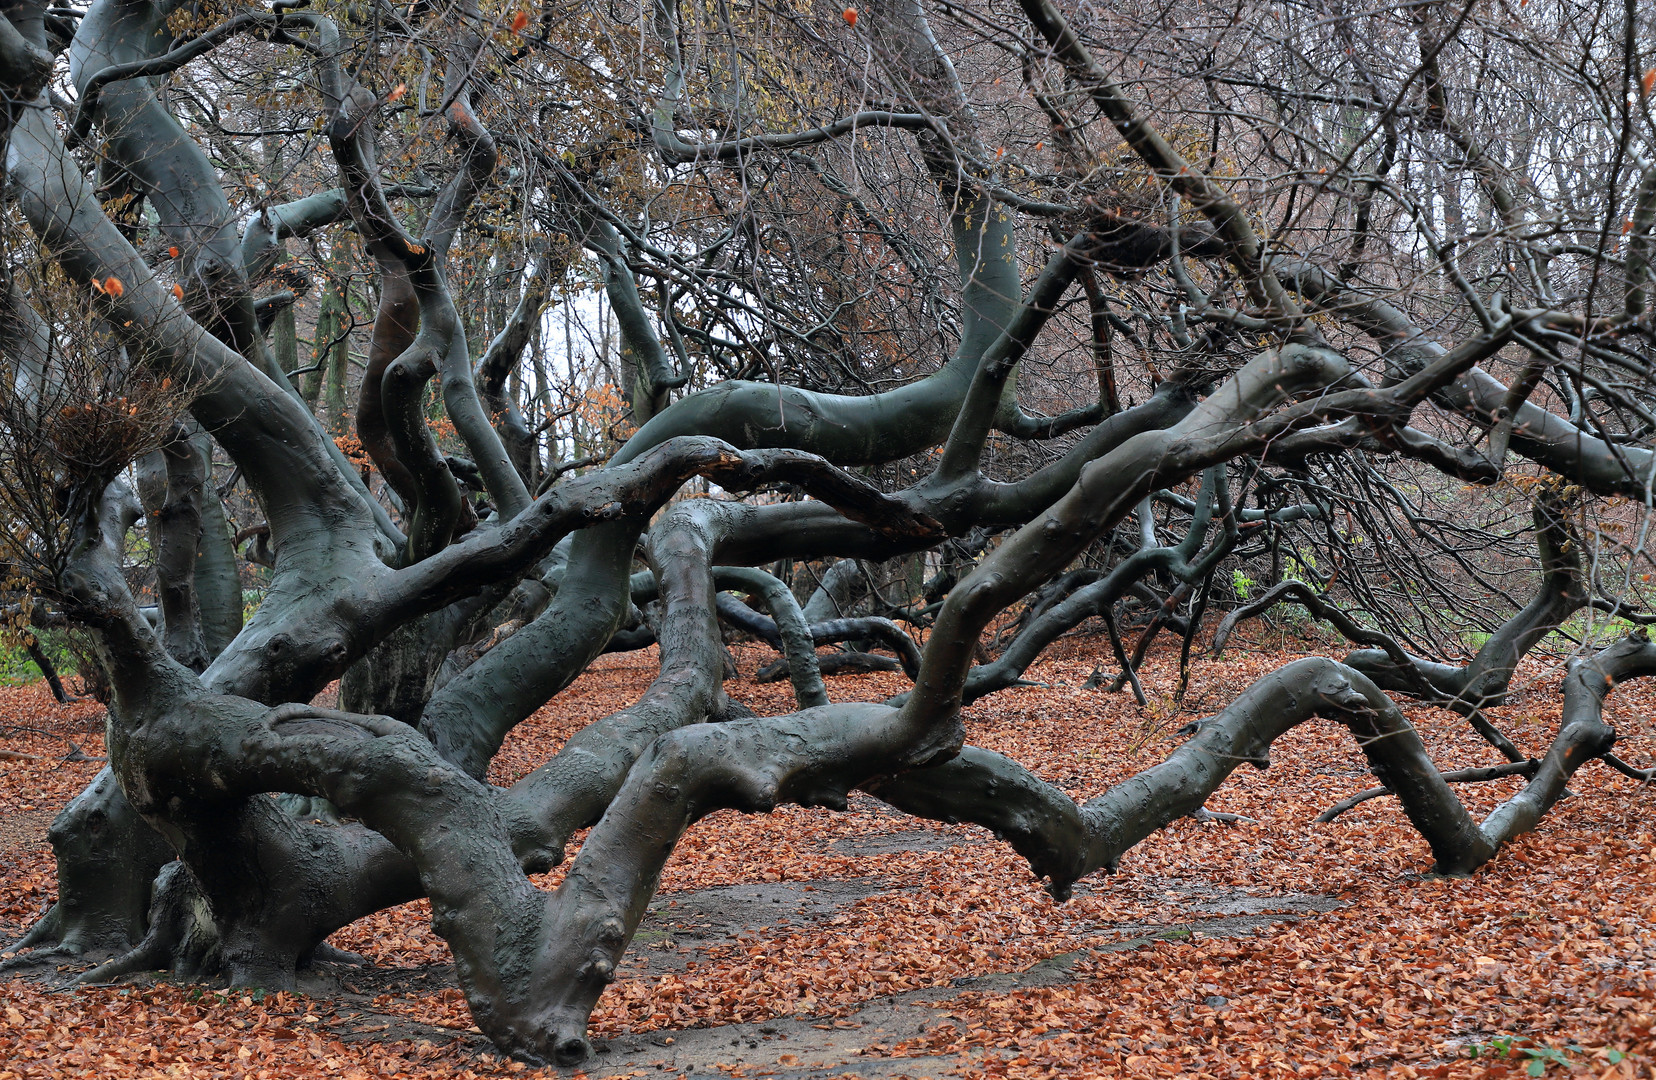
1314 760 1540 823
953 468 1238 704
714 589 922 683
869 634 1648 898
1210 489 1594 763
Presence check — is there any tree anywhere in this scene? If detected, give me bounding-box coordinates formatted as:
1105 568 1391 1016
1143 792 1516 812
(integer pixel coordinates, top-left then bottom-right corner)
2 0 1653 1064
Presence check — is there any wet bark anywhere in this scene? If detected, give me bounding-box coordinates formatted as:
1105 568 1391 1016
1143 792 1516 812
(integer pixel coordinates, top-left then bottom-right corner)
718 593 921 681
3 767 173 966
1281 262 1656 499
868 658 1496 898
135 425 210 672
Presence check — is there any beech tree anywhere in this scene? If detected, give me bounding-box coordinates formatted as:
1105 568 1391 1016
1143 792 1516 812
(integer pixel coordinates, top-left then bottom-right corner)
2 0 1654 1063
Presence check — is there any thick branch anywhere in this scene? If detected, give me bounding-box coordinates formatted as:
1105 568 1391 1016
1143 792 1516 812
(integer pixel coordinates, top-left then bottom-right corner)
1282 262 1655 498
134 425 209 672
870 658 1495 899
713 567 826 708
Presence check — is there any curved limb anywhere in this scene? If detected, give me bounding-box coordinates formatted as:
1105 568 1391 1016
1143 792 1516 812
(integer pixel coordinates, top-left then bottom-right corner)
1280 262 1656 499
477 259 555 486
870 658 1496 899
6 83 402 703
1601 753 1654 782
601 140 1023 472
800 558 867 623
2 487 177 968
64 1 390 549
880 634 1656 900
1214 583 1511 755
1479 632 1656 844
355 258 423 514
0 1 50 151
40 514 430 988
298 5 523 561
497 344 1432 1057
421 9 529 520
754 651 901 682
801 617 923 679
925 239 1089 485
529 655 1508 1058
956 468 1236 703
517 699 958 1063
382 341 467 560
712 567 826 709
716 591 922 679
323 71 463 559
418 450 941 775
582 218 686 425
1260 415 1500 484
905 342 1360 731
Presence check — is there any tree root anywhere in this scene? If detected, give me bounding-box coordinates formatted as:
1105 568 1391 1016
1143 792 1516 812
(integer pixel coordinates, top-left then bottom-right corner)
74 862 220 986
2 768 174 970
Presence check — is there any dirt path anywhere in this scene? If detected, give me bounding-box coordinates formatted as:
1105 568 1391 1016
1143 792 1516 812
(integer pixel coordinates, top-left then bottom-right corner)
306 842 1342 1078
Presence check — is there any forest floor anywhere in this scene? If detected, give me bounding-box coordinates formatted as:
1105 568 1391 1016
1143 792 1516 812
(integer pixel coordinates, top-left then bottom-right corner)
0 634 1653 1079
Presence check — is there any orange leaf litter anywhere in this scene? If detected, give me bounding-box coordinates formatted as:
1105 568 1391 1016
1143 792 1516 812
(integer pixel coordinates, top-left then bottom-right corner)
2 637 1651 1078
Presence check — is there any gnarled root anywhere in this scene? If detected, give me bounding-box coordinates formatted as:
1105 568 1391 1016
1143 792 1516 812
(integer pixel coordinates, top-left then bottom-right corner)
75 861 219 985
3 768 174 970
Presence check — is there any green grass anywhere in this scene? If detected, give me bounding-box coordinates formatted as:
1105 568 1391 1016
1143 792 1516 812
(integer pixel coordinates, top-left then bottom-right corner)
0 630 81 688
